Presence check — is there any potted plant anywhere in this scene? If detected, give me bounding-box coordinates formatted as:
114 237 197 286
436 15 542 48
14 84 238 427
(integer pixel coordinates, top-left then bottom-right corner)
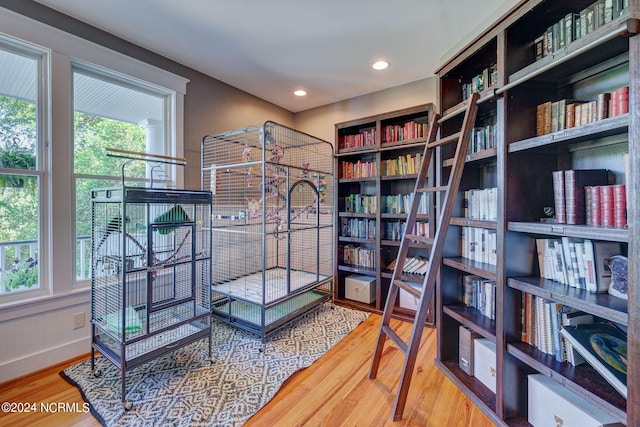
0 137 36 188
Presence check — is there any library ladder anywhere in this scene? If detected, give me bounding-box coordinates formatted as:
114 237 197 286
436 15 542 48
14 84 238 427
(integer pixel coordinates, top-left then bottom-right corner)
369 92 480 421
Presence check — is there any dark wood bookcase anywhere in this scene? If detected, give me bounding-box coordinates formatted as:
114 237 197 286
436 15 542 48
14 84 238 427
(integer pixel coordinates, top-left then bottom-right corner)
434 0 639 425
333 104 436 324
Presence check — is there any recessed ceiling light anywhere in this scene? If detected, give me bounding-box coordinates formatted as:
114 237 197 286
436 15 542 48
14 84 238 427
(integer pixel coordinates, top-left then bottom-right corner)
294 89 307 96
372 60 389 70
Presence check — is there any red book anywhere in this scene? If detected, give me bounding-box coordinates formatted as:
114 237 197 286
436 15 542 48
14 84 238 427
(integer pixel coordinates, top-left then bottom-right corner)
586 185 602 226
600 185 614 227
617 86 629 115
612 184 627 228
565 169 609 225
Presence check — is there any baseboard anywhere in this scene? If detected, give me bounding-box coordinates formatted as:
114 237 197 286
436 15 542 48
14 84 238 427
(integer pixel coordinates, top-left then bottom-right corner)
0 336 90 383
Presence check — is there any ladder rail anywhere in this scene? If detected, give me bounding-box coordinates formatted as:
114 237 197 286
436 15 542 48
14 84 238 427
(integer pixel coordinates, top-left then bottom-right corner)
369 112 441 376
369 92 480 421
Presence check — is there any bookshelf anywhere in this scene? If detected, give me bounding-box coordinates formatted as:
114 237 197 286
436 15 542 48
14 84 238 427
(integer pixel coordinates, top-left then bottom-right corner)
334 104 435 323
434 0 639 425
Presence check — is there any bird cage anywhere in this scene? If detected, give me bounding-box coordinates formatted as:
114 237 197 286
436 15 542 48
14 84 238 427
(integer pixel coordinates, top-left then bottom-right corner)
202 121 334 340
90 149 212 409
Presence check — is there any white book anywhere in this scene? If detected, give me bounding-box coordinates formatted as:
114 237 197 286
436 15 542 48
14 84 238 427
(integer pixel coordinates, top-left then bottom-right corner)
560 237 577 287
536 239 548 279
552 239 569 285
582 239 598 292
573 240 587 289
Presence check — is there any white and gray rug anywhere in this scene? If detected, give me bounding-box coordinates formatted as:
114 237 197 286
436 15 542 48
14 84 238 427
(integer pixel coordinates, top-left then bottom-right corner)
61 303 369 426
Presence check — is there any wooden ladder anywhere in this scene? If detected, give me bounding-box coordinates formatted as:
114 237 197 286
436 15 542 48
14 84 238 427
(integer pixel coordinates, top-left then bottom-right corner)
369 92 480 421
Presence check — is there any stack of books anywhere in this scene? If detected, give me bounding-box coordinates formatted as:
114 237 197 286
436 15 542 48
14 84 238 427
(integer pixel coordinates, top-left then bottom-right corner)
462 275 496 320
386 256 429 275
338 127 375 150
552 169 610 225
381 120 427 144
533 0 630 61
535 88 628 137
535 237 622 293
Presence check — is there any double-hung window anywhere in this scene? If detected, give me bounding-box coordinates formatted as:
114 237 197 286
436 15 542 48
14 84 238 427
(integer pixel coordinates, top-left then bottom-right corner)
72 65 170 282
0 39 45 296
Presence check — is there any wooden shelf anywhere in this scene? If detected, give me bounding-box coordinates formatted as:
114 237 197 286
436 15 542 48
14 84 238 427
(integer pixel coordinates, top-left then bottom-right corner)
380 173 418 181
450 218 497 229
508 114 629 153
507 276 628 325
335 146 377 156
337 264 376 275
435 0 638 424
334 104 435 320
435 359 505 426
506 14 635 89
507 222 628 243
338 176 376 183
443 257 498 281
508 341 627 422
338 212 376 218
443 147 497 167
379 138 427 150
442 303 497 340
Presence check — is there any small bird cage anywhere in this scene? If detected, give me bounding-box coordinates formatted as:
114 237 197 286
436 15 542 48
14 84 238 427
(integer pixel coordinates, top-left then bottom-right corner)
90 148 212 409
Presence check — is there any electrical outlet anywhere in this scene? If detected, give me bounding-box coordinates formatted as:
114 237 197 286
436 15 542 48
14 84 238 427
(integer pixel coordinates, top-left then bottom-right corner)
73 312 85 329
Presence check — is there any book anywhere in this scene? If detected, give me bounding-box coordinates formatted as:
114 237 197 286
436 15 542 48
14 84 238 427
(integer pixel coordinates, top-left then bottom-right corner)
564 169 609 225
560 322 627 397
552 170 566 223
552 239 569 285
562 309 594 365
582 239 598 292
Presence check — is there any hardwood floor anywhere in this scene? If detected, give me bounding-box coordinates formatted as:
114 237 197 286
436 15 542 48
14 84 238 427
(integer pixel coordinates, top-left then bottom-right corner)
0 313 494 426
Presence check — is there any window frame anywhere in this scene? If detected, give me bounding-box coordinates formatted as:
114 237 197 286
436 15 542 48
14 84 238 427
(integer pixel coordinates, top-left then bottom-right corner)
70 62 175 286
0 7 189 307
0 35 49 302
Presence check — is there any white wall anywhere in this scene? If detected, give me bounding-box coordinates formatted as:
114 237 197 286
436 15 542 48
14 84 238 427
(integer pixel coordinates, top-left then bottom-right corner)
294 78 437 144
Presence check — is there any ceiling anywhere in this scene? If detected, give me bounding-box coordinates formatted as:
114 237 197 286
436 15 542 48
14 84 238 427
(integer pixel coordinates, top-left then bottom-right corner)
32 0 520 113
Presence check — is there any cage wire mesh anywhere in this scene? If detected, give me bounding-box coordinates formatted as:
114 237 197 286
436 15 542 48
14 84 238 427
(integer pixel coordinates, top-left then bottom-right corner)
202 121 334 338
90 152 212 406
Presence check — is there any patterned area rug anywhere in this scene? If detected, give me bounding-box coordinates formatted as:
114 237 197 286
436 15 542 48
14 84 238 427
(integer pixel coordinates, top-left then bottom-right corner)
61 303 369 426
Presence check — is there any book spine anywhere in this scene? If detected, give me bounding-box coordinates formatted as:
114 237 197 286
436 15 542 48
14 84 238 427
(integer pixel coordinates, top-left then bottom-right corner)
552 171 566 224
564 170 580 225
612 184 627 228
600 185 614 227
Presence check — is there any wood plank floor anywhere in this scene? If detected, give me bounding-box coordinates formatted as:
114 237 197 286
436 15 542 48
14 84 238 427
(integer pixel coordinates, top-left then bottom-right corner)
0 313 494 426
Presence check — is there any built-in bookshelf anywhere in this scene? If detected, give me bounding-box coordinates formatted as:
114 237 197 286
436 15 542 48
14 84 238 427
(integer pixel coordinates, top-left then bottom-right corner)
435 0 638 425
334 104 435 323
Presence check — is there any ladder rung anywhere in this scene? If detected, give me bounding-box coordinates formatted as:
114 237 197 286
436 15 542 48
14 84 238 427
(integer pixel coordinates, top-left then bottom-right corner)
427 131 461 148
417 186 447 193
404 234 433 245
394 279 422 299
382 324 408 355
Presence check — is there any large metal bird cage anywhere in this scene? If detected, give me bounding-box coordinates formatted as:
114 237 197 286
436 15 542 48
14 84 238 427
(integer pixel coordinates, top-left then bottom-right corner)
202 121 334 340
90 149 212 409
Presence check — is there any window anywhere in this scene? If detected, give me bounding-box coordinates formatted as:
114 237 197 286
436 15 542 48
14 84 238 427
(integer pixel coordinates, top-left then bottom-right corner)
0 42 44 295
0 8 188 306
72 66 169 282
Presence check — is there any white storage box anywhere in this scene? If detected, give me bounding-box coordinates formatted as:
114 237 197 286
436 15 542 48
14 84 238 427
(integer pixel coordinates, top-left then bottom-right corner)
528 374 623 427
399 283 421 310
345 275 376 304
473 338 496 393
